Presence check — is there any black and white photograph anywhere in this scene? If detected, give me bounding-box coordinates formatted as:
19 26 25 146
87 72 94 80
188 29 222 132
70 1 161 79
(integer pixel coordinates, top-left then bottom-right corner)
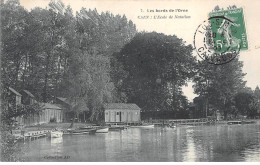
1 0 260 162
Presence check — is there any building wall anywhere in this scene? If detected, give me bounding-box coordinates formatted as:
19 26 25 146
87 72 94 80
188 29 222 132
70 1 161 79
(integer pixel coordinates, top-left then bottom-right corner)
44 108 62 123
53 99 71 122
16 95 21 105
23 113 39 126
19 108 63 126
105 109 140 123
21 95 35 105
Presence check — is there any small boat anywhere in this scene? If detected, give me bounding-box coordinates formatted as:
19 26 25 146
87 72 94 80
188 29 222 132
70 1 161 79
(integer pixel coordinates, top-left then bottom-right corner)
96 127 109 133
227 121 242 125
131 124 154 128
241 120 256 124
47 131 63 138
109 126 125 131
78 126 93 130
65 128 96 135
227 120 256 125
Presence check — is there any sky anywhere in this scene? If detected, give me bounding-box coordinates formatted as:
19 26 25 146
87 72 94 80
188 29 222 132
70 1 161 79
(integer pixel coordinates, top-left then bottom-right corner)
19 0 260 101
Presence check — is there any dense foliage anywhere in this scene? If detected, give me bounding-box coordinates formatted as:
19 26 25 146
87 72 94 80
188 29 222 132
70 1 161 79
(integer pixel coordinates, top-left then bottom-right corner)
1 0 137 121
113 32 196 118
192 58 259 119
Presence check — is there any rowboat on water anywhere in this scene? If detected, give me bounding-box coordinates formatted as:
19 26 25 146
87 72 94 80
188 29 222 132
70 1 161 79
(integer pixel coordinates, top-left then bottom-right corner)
96 127 109 133
131 124 154 128
64 128 96 135
227 120 256 125
109 126 125 131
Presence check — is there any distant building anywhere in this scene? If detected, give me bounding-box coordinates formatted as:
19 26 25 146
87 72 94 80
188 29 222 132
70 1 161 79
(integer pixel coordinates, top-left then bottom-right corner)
5 88 64 126
53 97 77 122
38 103 63 124
6 87 23 125
20 90 37 105
22 103 63 126
104 103 141 123
7 87 22 107
54 97 90 122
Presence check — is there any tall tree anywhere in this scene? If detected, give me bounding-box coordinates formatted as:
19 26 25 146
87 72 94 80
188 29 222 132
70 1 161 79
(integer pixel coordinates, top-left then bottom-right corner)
193 58 247 119
1 0 137 122
234 92 258 118
61 7 137 121
254 86 260 117
1 0 29 88
114 32 196 117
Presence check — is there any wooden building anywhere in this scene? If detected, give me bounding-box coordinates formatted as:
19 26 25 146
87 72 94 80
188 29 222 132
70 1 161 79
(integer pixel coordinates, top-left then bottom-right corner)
22 103 63 126
19 89 37 126
38 103 63 124
20 90 37 105
7 87 22 107
104 103 141 123
7 87 23 125
6 88 64 126
54 97 89 122
54 97 73 122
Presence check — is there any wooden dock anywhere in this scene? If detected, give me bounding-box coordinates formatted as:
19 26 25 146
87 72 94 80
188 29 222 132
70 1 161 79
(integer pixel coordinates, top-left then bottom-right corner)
227 120 256 125
149 118 211 126
13 129 51 142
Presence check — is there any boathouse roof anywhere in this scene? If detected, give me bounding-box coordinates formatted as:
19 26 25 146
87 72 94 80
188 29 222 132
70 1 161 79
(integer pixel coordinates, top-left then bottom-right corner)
9 87 22 96
40 103 62 110
56 97 72 105
22 90 35 98
104 103 141 110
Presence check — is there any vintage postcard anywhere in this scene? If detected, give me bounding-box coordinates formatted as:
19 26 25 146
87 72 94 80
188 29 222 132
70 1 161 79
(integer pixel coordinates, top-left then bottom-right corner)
1 0 260 162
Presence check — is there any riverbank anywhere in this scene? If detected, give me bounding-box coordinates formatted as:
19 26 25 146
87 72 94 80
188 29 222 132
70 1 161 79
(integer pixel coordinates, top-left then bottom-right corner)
22 122 92 131
17 119 260 131
11 122 92 140
16 123 260 161
12 119 260 137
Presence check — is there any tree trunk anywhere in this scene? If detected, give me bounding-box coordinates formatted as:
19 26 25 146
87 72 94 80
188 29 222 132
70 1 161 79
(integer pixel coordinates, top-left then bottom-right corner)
21 53 28 89
43 53 50 103
224 110 228 120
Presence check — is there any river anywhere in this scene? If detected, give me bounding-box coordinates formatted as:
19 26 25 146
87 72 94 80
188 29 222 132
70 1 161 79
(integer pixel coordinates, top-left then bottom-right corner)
18 123 260 162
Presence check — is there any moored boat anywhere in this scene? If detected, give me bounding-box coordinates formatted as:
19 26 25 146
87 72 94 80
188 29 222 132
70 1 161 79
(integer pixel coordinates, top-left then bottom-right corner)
96 127 109 133
109 126 125 131
228 120 256 125
65 128 96 135
131 124 154 128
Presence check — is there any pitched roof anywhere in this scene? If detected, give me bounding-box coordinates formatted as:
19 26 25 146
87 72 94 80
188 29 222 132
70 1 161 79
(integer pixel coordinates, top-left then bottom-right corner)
57 97 67 102
56 97 71 105
56 97 79 107
9 87 22 96
40 103 62 110
104 103 141 110
22 90 35 98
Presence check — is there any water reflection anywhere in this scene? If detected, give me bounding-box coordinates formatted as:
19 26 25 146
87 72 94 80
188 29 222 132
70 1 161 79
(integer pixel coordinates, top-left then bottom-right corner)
18 124 260 162
50 137 63 157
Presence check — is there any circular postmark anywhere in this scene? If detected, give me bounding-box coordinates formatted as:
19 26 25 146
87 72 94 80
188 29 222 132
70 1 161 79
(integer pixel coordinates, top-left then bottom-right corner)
194 16 240 65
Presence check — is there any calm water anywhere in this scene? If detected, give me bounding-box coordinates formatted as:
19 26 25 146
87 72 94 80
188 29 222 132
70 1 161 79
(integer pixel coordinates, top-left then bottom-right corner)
18 124 260 162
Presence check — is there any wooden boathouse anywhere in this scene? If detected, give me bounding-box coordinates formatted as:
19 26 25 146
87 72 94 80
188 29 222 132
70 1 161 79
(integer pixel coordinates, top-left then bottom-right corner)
104 103 141 124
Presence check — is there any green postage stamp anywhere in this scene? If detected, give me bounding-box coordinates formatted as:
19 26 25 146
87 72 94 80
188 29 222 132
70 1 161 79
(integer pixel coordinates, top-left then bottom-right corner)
209 8 248 53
